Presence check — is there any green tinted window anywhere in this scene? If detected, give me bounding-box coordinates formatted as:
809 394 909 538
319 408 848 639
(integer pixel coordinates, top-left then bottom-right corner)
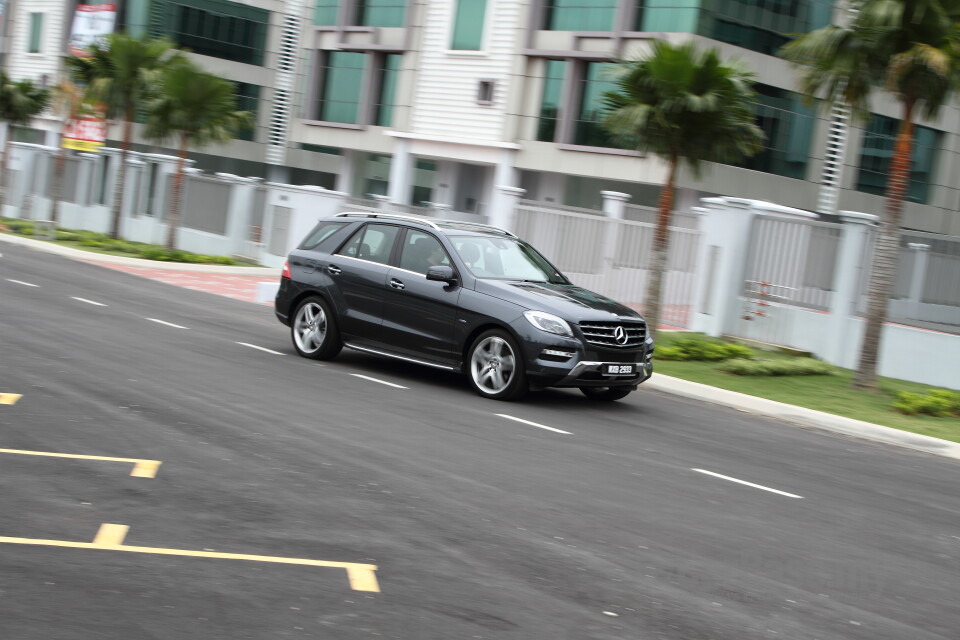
318 52 366 124
28 13 43 53
537 60 566 142
234 83 259 141
357 0 406 27
156 0 268 66
733 84 814 180
544 0 616 31
697 0 833 55
314 0 339 25
451 0 487 50
637 0 700 32
574 62 620 148
856 115 940 204
375 54 402 126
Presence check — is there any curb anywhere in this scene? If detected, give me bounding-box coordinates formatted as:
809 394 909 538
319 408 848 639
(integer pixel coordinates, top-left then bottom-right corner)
646 375 960 461
0 232 282 276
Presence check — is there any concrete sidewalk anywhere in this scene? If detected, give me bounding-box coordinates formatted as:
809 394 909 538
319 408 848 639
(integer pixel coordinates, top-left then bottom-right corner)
3 232 958 462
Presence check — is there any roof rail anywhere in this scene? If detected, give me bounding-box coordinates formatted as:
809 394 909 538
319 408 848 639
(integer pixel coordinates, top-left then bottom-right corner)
334 211 441 230
433 219 518 238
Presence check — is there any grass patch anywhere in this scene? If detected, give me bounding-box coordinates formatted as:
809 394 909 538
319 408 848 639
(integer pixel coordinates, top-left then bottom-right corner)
1 218 241 266
654 332 960 443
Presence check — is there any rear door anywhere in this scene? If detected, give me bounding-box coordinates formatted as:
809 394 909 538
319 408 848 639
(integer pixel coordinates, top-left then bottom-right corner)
325 223 401 344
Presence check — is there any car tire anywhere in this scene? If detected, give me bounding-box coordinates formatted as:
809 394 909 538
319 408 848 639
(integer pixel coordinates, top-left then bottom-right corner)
579 386 633 401
467 329 527 400
291 296 342 360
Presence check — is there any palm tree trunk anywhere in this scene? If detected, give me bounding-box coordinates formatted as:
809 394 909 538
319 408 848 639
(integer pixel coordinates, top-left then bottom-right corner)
109 114 134 239
644 154 679 342
49 146 67 227
165 131 189 251
853 102 915 390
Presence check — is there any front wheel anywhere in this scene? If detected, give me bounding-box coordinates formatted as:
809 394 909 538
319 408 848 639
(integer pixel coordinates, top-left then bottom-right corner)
291 296 342 360
467 330 527 400
579 386 634 401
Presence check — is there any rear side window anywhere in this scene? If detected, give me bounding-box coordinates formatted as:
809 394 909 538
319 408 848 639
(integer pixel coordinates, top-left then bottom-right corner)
399 230 450 274
300 221 348 250
336 223 401 265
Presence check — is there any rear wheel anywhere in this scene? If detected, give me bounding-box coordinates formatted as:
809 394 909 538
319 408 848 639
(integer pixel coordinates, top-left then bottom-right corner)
467 330 527 400
579 386 633 401
291 296 342 360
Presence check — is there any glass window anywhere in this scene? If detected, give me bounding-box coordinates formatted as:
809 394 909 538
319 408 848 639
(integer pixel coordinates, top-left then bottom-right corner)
410 160 436 206
400 230 450 274
637 0 700 32
356 224 401 263
448 236 566 283
353 153 392 197
159 0 268 66
28 13 43 53
856 115 940 205
301 221 348 249
451 0 487 50
357 0 406 27
375 54 402 126
732 84 814 180
317 51 366 124
234 83 259 141
537 60 566 142
697 0 833 56
574 62 620 148
544 0 617 31
314 0 339 25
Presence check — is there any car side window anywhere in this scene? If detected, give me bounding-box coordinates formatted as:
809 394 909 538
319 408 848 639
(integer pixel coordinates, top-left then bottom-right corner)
299 222 348 250
399 230 450 275
336 223 400 265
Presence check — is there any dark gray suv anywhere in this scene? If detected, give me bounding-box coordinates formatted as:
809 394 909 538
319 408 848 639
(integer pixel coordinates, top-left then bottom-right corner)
274 212 654 401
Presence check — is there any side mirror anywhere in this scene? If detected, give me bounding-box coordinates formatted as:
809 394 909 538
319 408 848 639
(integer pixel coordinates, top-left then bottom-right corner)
426 265 457 283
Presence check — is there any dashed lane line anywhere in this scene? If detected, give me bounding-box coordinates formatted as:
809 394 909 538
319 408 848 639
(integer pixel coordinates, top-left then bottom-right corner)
495 414 572 435
237 342 285 355
71 297 107 306
0 524 380 592
145 318 189 329
0 394 23 405
6 279 38 287
350 374 408 389
692 468 804 499
0 448 162 478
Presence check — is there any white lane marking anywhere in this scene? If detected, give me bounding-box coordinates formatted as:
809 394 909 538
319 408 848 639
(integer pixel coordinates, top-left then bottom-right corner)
145 318 189 330
496 413 572 435
6 279 38 287
71 297 107 307
350 374 408 389
692 469 804 499
237 342 284 355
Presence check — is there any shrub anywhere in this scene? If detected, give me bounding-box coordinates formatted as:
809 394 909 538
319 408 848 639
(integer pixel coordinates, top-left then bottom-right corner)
718 358 836 376
892 390 960 417
6 220 34 235
657 338 753 361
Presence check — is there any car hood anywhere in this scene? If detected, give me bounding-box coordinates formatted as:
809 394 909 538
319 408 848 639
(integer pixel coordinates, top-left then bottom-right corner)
475 279 644 322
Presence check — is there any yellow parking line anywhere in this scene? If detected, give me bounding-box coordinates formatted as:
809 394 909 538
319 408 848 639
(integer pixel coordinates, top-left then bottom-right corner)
0 528 380 592
0 448 162 478
0 393 23 405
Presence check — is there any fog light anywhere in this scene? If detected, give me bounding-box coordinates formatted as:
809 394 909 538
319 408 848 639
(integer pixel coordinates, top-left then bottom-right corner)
542 349 575 359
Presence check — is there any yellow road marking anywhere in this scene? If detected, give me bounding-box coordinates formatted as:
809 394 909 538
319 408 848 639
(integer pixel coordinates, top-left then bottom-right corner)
0 448 161 478
0 530 380 592
93 524 129 545
0 394 23 405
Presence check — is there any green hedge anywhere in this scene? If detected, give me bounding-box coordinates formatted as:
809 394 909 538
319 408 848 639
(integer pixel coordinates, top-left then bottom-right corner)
656 338 754 361
718 358 837 376
892 390 960 417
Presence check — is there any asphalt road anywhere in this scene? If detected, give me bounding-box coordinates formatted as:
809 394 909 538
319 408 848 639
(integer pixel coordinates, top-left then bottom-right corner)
1 242 958 640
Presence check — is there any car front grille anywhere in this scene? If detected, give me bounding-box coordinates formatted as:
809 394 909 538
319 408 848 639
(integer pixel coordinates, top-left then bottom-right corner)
578 321 646 349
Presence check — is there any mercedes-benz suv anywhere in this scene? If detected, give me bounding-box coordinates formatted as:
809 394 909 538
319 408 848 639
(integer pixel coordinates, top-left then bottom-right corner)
274 212 654 401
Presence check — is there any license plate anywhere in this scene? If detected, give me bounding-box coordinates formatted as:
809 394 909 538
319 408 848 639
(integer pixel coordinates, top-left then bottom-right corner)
604 364 636 376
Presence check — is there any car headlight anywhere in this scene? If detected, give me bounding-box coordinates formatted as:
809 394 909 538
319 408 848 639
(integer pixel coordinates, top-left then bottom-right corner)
523 310 573 338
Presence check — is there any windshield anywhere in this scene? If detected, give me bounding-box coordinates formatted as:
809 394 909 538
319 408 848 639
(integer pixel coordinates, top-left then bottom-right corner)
450 236 568 284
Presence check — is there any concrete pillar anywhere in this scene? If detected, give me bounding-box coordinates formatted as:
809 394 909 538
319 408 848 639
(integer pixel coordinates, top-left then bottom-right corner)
387 138 412 204
600 190 630 273
493 186 525 233
690 197 758 337
336 149 355 194
220 174 263 256
77 153 98 206
825 210 878 367
907 243 931 320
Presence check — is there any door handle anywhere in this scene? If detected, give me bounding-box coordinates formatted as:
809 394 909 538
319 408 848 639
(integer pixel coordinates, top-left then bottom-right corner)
390 278 405 290
327 265 342 275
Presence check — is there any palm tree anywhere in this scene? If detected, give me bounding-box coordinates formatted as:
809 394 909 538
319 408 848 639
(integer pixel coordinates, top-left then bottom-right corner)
781 0 960 390
143 60 251 250
66 33 183 239
0 72 50 216
601 41 765 341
